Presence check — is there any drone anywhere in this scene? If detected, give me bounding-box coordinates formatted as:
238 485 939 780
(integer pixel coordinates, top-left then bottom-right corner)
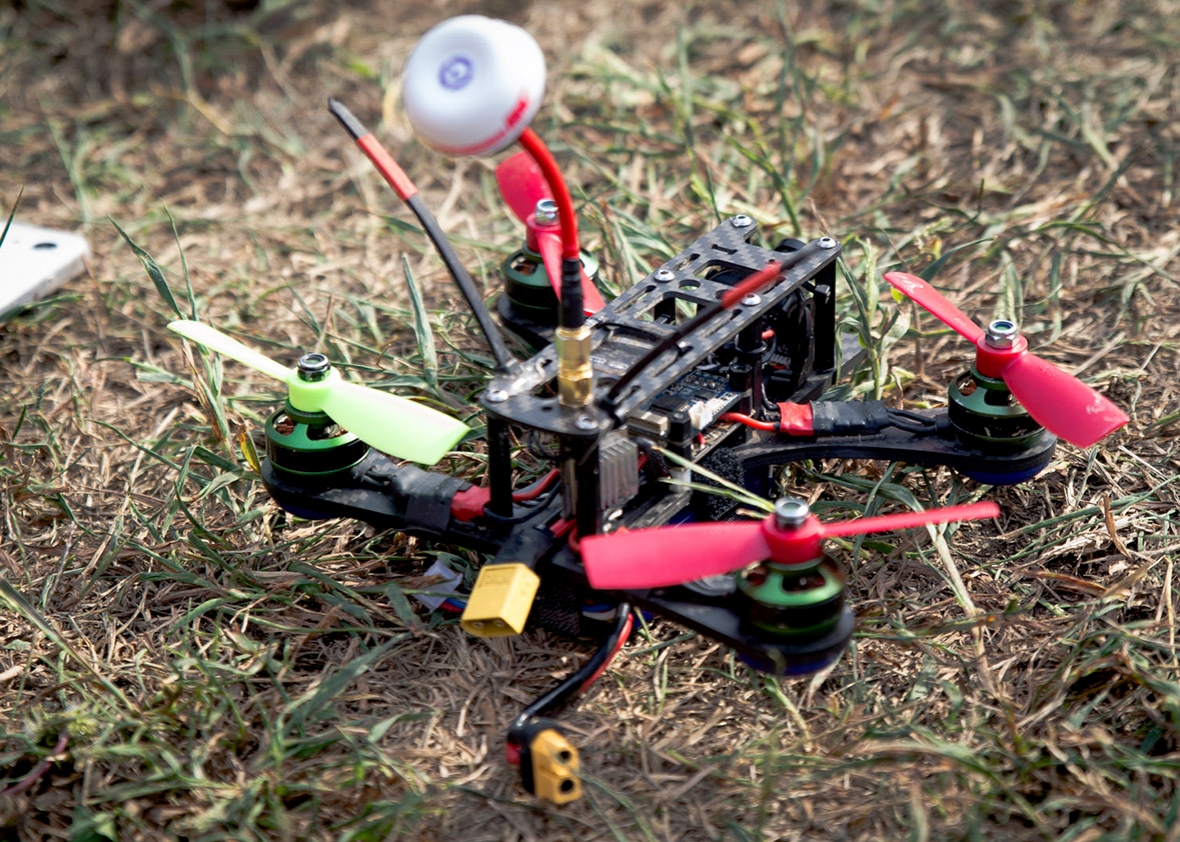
164 16 1129 804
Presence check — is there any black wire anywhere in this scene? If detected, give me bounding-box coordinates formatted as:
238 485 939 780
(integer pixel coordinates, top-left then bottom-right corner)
509 485 562 520
328 98 367 139
476 484 563 527
886 408 939 434
406 195 517 374
512 468 559 500
560 256 585 330
511 602 632 725
761 332 779 363
327 99 516 374
526 428 561 464
603 323 715 411
887 418 931 434
888 408 938 427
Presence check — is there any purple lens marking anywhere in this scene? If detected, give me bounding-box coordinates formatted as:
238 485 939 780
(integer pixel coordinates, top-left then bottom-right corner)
439 56 474 91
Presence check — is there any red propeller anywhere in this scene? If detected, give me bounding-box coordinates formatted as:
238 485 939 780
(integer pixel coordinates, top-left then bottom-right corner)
495 152 605 314
884 272 1128 448
580 499 1000 591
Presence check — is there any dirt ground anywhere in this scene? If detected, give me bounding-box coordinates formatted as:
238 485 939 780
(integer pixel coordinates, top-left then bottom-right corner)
2 1 1180 840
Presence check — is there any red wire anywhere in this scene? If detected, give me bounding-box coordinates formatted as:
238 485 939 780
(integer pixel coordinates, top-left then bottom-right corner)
355 135 417 202
517 128 580 260
512 468 560 502
719 261 782 309
550 517 575 538
579 610 633 694
720 411 777 432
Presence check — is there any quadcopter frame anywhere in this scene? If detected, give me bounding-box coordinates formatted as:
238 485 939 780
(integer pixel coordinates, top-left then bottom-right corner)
256 213 1056 665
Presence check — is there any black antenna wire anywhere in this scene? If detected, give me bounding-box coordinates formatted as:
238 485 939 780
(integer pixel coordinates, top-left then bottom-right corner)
328 98 516 374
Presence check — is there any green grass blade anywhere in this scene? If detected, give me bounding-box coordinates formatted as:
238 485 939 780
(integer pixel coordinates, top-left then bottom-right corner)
111 217 183 318
0 186 23 250
401 255 439 396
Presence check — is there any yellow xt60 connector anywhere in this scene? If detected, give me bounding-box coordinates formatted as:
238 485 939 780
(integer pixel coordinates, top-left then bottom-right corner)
460 563 540 637
529 728 581 804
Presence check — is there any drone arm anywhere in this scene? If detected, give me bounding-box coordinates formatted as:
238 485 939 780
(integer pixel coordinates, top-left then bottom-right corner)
723 401 939 438
728 407 1057 485
260 451 506 549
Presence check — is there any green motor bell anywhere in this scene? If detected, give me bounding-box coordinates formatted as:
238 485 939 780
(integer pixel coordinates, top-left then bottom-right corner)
265 400 368 482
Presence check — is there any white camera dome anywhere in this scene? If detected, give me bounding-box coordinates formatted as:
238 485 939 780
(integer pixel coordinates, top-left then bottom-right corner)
402 15 546 157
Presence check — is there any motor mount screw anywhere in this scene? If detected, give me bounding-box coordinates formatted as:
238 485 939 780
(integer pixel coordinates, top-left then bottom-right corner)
654 268 675 282
731 214 754 229
817 236 837 249
774 498 810 529
741 293 761 307
575 414 598 431
297 353 331 382
486 388 509 403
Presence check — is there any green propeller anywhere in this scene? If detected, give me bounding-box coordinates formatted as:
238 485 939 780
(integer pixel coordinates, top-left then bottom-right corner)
168 320 469 465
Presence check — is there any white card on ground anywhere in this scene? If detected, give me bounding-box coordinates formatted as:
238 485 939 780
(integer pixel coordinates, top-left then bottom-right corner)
0 222 90 320
410 557 465 611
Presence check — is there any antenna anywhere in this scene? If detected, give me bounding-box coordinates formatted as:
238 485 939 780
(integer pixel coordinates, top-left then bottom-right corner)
401 15 594 407
328 98 517 374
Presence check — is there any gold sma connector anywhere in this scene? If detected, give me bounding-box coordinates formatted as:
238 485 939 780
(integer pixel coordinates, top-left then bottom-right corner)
556 324 593 407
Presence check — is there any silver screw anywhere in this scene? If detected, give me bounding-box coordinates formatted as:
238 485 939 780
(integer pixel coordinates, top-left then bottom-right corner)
818 236 837 249
297 353 331 382
575 414 598 431
654 268 675 282
534 199 559 226
485 388 508 403
741 293 761 306
731 214 754 229
774 497 810 529
985 320 1019 349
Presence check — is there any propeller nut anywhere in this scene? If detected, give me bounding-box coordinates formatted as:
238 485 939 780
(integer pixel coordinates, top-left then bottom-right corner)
297 353 332 382
774 498 810 530
534 199 559 226
984 320 1019 349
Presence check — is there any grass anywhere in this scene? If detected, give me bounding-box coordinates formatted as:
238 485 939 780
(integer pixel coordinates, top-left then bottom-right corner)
2 0 1179 839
